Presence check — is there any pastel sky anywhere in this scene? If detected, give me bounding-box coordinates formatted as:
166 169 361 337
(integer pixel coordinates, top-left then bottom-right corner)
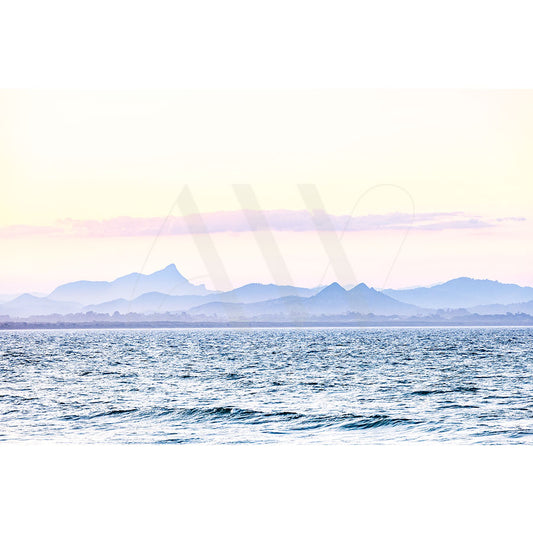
1 90 532 294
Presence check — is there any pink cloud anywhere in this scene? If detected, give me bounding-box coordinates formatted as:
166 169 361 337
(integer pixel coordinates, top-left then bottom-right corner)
0 210 525 238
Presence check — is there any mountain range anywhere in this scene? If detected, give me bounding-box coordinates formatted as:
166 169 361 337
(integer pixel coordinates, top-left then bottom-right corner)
187 282 423 319
47 264 211 305
383 277 533 309
83 283 320 315
1 265 533 322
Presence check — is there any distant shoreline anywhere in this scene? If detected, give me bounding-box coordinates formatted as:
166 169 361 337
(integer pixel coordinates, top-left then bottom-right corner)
2 318 533 330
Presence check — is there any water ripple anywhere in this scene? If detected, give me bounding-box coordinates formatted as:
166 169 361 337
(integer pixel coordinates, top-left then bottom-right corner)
0 326 532 443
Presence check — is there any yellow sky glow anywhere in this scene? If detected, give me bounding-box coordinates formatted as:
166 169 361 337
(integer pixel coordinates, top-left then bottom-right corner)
1 89 532 293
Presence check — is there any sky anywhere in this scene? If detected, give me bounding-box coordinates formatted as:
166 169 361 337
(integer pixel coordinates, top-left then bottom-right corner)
1 89 532 294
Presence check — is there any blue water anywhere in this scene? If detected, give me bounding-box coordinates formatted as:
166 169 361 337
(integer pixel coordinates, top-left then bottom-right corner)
0 327 532 444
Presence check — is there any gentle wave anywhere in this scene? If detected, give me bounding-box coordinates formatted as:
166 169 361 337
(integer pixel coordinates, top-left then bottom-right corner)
59 404 419 431
1 327 532 444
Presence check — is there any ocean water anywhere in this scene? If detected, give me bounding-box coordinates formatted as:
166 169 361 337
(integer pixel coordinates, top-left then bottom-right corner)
0 327 532 444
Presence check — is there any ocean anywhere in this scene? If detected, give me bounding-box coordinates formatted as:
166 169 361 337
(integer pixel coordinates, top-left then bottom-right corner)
1 327 532 444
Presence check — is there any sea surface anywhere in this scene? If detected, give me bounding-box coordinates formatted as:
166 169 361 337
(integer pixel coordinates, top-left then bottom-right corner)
1 327 532 444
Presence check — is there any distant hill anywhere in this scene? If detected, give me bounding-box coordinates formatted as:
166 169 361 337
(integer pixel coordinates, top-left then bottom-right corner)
85 283 321 314
0 293 20 304
0 294 82 317
312 282 423 316
469 300 533 315
47 264 212 305
204 283 319 303
0 292 45 304
383 277 533 309
84 292 207 314
188 282 424 319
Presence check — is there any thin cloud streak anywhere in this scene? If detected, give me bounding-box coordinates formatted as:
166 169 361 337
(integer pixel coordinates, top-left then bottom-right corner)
0 210 525 238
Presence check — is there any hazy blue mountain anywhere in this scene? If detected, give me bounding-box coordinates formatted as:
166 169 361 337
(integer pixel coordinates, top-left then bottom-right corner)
345 283 424 315
83 282 321 314
383 277 533 309
204 283 319 303
302 282 422 315
84 292 207 314
469 300 533 315
0 294 82 318
82 298 130 314
187 296 303 319
11 267 533 319
0 294 20 304
48 264 212 305
188 282 423 319
0 292 46 304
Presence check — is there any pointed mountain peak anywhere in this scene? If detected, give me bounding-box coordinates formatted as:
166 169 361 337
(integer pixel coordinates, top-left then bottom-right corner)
353 282 369 290
318 282 347 295
160 263 179 273
347 282 374 296
151 264 187 281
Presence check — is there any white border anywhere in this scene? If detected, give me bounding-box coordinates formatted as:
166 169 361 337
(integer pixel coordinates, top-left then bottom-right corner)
1 1 532 532
1 0 533 88
1 444 532 533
